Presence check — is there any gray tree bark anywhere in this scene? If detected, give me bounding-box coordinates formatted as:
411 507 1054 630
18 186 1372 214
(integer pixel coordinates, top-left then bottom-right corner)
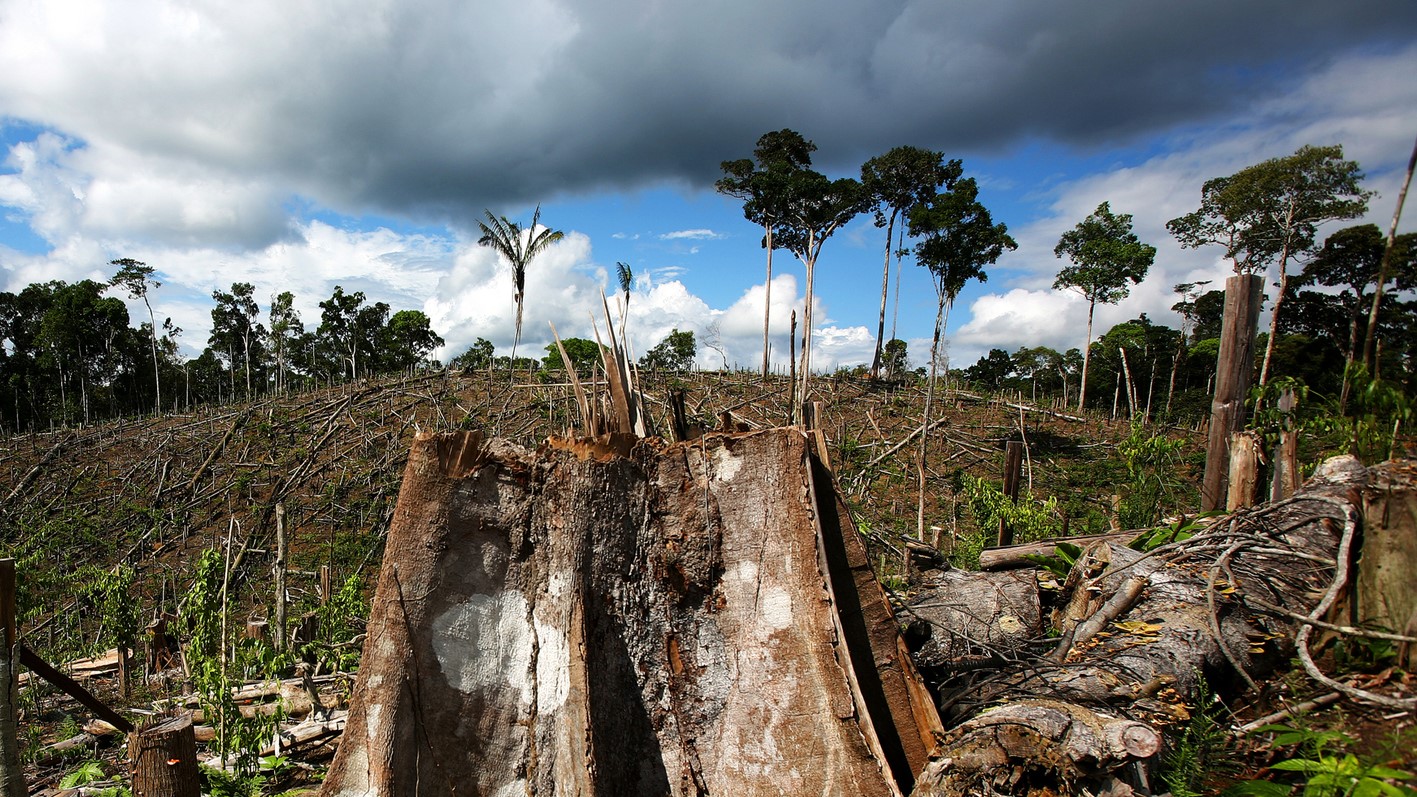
912 456 1392 795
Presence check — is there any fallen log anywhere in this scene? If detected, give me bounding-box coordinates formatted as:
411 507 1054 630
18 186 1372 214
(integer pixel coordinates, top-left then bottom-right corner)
320 428 938 797
913 455 1400 795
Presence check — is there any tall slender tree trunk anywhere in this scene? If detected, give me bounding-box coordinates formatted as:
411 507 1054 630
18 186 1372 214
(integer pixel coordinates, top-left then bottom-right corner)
143 298 161 413
797 238 819 416
1077 300 1096 412
243 331 252 397
1364 134 1417 370
761 224 773 381
870 213 897 380
890 223 905 343
1258 235 1295 387
512 292 524 366
917 287 950 541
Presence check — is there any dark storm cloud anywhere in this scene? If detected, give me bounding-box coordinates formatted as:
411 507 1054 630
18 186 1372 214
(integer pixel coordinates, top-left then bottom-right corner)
2 0 1413 238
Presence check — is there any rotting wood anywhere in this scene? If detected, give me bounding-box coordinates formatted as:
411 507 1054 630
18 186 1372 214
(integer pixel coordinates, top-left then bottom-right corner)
913 455 1406 795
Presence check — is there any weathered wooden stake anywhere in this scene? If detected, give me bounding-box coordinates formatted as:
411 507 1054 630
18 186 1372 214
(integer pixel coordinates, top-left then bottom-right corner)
129 716 200 797
1202 274 1264 511
274 503 288 652
1269 390 1299 502
996 441 1024 547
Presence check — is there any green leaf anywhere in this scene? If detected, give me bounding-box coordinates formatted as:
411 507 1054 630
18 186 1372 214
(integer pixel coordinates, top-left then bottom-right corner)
1220 781 1293 797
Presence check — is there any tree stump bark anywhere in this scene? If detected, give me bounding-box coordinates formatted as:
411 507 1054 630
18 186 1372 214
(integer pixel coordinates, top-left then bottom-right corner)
1358 461 1417 669
320 428 936 797
129 715 199 797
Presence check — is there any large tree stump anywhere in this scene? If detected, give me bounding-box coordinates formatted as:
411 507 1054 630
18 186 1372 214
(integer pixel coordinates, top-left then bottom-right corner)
129 716 199 797
1358 461 1417 669
320 428 936 797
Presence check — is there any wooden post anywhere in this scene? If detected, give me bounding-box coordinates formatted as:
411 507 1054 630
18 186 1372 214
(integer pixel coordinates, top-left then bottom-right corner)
1202 275 1264 511
1226 431 1261 511
996 441 1024 547
1269 390 1299 502
273 503 288 653
0 559 24 797
129 716 200 797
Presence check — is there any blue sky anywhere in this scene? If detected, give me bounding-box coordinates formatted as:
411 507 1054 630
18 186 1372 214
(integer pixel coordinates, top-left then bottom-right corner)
2 0 1416 372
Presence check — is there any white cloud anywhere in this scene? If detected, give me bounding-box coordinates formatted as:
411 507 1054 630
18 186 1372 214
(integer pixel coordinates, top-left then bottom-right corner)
659 229 722 241
945 43 1417 368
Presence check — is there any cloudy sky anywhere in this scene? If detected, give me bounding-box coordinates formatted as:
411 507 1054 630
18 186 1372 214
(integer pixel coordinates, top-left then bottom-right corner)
2 0 1415 371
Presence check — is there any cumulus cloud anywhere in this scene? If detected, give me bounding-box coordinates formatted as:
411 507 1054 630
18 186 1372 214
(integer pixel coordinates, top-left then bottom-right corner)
2 0 1412 235
944 42 1417 367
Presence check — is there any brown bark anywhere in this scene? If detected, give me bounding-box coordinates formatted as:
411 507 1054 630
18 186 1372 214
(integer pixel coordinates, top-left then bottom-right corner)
321 428 935 797
1202 274 1263 511
913 455 1390 795
129 716 200 797
1358 462 1417 670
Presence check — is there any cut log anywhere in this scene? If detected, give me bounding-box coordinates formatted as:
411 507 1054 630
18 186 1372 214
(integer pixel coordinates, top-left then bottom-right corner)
320 428 937 797
913 455 1391 795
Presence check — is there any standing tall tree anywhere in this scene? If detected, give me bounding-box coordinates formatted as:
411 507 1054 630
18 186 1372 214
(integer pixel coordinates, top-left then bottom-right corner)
317 286 389 380
1167 145 1370 386
267 291 303 393
1054 202 1156 412
773 168 868 412
717 130 816 379
109 259 162 412
861 147 961 379
210 283 263 398
909 177 1017 539
477 205 564 363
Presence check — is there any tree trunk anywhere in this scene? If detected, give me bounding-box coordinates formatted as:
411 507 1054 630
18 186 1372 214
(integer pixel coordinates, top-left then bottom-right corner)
129 716 200 797
914 455 1391 795
871 213 897 381
1077 300 1095 412
1364 133 1417 370
1202 274 1264 511
916 293 949 542
320 428 938 797
761 224 774 381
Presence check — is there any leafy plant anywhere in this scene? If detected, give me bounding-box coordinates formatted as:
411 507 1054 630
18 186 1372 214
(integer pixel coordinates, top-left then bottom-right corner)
1158 678 1240 797
1023 541 1084 580
59 760 108 788
1226 724 1417 797
1130 511 1224 552
1116 424 1187 529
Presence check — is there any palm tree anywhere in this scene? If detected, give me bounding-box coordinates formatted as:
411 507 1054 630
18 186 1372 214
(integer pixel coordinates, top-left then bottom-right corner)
477 205 565 362
616 261 634 352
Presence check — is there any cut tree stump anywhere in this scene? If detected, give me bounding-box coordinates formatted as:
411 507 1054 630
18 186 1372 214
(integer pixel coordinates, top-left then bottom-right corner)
319 428 939 797
129 716 199 797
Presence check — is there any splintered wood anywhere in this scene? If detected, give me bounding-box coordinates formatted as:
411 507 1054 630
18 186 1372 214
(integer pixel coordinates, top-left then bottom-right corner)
320 428 934 797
